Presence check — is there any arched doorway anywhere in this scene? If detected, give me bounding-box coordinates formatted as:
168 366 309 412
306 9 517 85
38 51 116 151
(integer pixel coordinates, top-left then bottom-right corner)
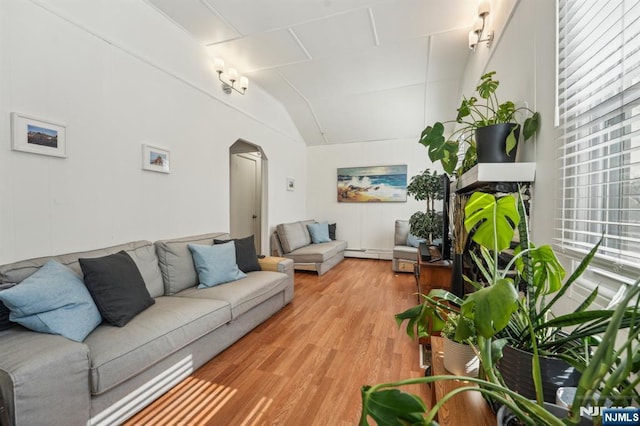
229 139 268 254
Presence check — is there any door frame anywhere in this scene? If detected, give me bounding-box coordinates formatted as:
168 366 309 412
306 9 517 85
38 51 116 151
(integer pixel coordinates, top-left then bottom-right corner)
229 139 268 254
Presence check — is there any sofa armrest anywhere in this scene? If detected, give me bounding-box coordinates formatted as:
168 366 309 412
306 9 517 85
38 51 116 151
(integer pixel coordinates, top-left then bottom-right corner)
0 328 91 425
258 256 292 273
258 256 294 304
270 232 285 257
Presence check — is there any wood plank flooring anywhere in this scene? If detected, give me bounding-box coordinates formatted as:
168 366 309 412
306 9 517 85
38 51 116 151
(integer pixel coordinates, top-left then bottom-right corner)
125 259 429 425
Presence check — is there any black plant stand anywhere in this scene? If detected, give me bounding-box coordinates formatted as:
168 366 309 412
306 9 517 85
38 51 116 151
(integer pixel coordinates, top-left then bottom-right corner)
450 253 465 298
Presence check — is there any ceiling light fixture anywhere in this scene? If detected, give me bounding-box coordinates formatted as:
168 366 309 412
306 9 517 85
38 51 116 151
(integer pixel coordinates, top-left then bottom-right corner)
213 59 248 95
468 0 493 51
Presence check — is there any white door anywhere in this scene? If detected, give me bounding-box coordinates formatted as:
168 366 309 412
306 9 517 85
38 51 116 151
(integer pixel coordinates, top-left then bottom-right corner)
230 153 260 249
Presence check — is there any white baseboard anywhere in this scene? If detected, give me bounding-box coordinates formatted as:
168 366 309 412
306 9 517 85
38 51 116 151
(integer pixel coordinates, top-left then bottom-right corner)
344 249 393 260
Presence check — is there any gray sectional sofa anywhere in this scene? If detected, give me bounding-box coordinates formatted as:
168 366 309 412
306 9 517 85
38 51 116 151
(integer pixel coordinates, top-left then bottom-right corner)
0 232 294 426
271 220 347 275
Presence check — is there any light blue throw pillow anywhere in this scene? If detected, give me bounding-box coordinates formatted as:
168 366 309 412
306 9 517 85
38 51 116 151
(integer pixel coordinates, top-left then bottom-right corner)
188 242 247 288
307 221 331 244
0 260 102 342
407 233 426 248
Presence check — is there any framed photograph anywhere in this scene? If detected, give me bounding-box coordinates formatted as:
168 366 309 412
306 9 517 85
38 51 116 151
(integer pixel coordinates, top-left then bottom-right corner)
142 144 170 173
286 177 295 191
11 113 67 158
337 164 407 203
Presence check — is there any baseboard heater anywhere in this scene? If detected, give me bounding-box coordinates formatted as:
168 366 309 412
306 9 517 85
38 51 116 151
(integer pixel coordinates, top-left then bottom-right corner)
345 248 392 260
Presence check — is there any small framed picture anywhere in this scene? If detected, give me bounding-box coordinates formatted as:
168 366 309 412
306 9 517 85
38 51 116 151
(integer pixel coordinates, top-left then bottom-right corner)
11 113 67 158
142 144 170 173
287 177 295 191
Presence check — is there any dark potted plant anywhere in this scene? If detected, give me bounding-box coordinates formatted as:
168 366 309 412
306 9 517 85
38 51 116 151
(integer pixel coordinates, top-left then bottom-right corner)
406 168 444 245
419 71 541 175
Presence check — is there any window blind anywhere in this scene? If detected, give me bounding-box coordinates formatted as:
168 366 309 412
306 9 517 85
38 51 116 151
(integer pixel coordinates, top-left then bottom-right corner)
556 0 640 279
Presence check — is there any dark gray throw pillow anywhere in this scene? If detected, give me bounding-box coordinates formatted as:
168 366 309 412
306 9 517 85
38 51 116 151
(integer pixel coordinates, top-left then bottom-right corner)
214 235 261 273
79 251 155 327
328 223 337 240
0 283 17 331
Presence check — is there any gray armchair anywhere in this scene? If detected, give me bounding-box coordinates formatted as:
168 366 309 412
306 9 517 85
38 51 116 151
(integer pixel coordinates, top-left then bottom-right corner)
392 220 418 272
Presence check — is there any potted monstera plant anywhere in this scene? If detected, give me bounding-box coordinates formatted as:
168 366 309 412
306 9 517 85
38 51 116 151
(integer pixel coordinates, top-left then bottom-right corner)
420 71 541 175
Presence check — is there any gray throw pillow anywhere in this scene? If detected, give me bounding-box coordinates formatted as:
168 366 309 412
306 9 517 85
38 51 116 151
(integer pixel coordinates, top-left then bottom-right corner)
80 251 155 327
0 283 17 331
214 235 261 273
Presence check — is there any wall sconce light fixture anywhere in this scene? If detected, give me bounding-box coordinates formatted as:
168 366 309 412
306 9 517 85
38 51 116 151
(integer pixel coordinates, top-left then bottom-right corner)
468 0 493 51
213 59 249 95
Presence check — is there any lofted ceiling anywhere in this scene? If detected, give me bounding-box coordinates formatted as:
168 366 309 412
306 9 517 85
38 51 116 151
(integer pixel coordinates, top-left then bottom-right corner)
147 0 476 146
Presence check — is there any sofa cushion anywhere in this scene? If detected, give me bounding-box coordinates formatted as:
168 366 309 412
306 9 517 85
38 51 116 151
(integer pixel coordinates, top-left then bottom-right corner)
283 240 347 264
84 296 231 395
175 270 289 319
80 251 155 327
0 240 164 298
393 245 419 261
214 235 261 273
276 221 310 254
407 233 426 248
0 260 102 342
188 242 247 288
300 219 315 242
154 233 228 295
395 220 410 246
307 222 331 244
126 244 165 298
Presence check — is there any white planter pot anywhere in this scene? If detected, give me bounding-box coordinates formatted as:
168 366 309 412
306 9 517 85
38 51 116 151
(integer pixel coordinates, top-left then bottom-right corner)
443 337 479 377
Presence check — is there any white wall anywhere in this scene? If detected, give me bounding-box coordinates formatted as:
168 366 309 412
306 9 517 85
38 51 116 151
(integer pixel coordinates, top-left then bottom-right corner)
461 0 556 245
304 0 550 258
306 139 443 256
0 0 307 263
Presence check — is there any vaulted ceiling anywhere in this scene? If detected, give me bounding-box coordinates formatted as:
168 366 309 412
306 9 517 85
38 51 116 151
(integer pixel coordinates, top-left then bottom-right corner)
147 0 476 145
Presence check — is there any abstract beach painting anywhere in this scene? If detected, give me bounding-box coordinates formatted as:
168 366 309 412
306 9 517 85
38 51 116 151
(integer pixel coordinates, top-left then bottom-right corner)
337 165 407 203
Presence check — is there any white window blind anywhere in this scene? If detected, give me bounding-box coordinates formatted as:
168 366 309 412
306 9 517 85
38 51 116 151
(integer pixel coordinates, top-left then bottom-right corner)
556 0 640 280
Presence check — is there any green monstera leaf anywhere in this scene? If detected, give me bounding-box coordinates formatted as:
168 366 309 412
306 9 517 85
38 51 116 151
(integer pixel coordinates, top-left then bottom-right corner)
419 123 459 174
476 71 499 99
523 112 541 140
456 97 476 122
505 125 520 155
515 244 566 296
461 278 519 339
419 123 445 162
440 142 459 175
497 101 516 123
361 387 428 426
464 192 519 253
395 301 445 340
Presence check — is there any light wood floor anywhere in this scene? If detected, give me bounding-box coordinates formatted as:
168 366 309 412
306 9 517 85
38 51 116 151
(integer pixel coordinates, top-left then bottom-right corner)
125 258 429 425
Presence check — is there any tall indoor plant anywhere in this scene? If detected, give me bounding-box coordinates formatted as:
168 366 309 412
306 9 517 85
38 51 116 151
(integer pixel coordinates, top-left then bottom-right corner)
406 168 444 244
419 71 541 175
